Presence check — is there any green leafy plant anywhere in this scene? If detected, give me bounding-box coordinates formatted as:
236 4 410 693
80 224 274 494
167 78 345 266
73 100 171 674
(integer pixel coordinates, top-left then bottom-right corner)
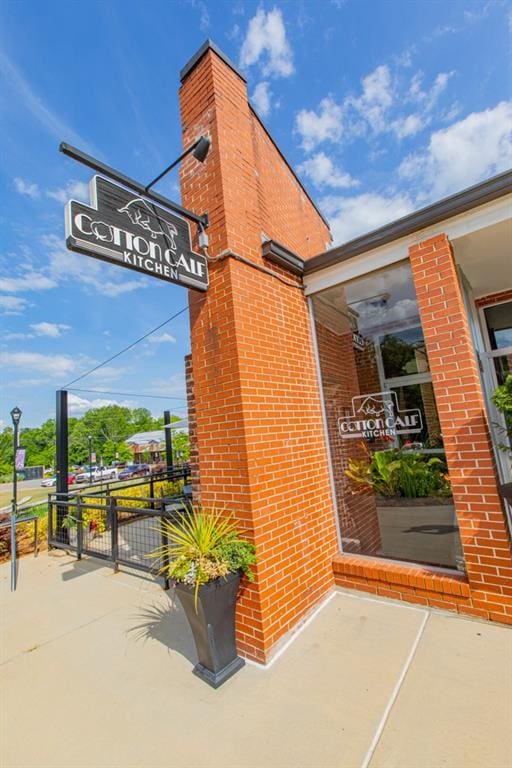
61 514 78 529
346 446 451 498
150 506 256 607
491 373 512 455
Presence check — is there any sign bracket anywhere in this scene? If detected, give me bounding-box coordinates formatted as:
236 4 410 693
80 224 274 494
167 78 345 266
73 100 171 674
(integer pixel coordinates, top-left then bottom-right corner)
60 142 208 230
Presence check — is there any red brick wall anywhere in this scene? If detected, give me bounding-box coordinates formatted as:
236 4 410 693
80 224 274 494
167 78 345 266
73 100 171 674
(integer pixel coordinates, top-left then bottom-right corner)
475 289 512 308
179 46 338 661
250 113 330 257
313 303 381 555
184 354 199 497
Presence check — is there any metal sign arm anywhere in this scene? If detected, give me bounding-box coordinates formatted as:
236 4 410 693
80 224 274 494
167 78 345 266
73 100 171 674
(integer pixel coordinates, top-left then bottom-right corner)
60 142 208 229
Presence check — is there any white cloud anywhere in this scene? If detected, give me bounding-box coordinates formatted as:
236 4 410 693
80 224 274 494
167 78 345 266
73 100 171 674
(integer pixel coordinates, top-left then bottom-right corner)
43 235 147 297
240 8 294 78
86 366 130 382
252 81 272 117
399 101 512 198
407 71 453 112
0 296 30 315
67 393 137 416
297 152 359 189
188 0 210 31
296 97 343 151
0 271 57 292
146 372 187 398
3 331 34 341
391 113 424 139
321 192 414 245
147 333 176 344
46 180 89 204
0 351 77 378
30 321 71 337
13 177 40 199
295 65 453 150
349 65 393 133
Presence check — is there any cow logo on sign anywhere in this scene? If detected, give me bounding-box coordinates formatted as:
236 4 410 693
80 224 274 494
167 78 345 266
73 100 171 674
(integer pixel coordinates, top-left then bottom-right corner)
338 391 423 440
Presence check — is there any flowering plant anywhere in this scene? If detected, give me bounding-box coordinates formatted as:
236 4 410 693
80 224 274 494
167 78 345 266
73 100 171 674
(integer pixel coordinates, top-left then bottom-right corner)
151 505 256 607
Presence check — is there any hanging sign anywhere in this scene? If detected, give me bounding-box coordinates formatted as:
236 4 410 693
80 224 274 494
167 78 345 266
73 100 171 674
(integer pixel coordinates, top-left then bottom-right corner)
352 332 368 351
339 391 423 440
15 448 26 471
65 176 208 291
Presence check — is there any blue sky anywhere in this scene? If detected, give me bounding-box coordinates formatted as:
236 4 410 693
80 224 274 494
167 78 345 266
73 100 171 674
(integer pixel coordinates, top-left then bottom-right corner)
1 0 511 428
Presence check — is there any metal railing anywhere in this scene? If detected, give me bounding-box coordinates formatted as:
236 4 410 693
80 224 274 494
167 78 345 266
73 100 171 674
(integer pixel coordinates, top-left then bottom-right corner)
48 466 191 588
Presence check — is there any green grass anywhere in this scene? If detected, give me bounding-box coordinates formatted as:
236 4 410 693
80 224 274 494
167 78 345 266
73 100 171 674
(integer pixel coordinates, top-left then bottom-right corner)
0 486 52 511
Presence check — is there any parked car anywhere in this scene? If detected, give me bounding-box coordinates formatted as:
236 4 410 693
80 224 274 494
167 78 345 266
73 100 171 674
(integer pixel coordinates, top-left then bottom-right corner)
41 474 76 487
75 467 117 483
117 464 150 480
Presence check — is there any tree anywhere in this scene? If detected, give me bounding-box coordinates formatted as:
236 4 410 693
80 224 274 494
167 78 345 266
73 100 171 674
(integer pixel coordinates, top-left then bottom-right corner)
0 404 174 473
69 405 134 464
101 439 133 465
173 432 190 462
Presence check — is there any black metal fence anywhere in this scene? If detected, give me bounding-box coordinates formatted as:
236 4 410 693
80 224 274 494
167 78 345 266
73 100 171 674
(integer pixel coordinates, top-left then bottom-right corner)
48 467 191 587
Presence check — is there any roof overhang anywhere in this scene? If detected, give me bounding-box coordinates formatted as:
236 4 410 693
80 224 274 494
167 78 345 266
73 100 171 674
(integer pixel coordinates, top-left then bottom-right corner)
304 170 512 296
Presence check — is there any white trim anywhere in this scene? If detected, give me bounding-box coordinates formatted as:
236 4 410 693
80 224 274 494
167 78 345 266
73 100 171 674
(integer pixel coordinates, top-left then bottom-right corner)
307 296 344 552
304 194 512 296
360 610 430 768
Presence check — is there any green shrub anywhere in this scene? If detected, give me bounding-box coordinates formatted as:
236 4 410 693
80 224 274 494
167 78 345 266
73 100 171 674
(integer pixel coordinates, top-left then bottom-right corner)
492 373 512 455
346 447 451 498
150 506 256 608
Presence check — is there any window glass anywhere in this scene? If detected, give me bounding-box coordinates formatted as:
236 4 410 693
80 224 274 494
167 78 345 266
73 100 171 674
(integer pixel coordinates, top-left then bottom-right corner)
311 260 464 571
380 326 429 378
484 302 512 351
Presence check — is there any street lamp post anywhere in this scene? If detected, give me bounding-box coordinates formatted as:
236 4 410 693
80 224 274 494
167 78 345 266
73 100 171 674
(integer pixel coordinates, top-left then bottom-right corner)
88 435 93 484
10 406 22 592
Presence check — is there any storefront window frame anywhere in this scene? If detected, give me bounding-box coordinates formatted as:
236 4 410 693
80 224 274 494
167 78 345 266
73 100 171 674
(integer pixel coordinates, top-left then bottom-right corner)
308 257 462 568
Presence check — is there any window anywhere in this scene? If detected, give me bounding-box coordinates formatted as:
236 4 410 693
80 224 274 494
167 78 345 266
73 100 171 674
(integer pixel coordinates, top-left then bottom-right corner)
311 260 463 570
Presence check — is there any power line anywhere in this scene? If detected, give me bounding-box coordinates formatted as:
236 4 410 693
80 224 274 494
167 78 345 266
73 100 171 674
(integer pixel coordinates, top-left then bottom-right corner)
68 388 187 401
62 306 189 388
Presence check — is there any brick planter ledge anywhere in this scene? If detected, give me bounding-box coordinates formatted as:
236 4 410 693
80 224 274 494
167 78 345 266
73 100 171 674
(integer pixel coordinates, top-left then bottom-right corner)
332 554 483 617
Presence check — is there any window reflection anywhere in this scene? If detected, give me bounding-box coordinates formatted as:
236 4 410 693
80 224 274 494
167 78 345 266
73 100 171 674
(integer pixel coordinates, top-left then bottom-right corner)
311 260 464 570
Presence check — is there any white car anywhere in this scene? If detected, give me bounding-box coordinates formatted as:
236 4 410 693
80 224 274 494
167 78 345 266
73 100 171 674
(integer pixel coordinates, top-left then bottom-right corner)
75 467 117 483
41 476 57 487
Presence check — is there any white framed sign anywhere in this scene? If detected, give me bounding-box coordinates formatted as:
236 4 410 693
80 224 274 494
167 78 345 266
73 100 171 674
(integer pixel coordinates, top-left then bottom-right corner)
65 176 208 291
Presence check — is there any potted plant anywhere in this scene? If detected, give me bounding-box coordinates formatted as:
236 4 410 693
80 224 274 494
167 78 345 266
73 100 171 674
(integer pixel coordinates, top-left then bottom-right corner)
492 373 512 502
61 514 79 546
152 506 256 688
345 445 453 501
345 445 460 568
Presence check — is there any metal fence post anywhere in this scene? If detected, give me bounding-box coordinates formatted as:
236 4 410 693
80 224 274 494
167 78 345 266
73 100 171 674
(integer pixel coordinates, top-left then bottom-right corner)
76 497 83 560
48 497 53 550
110 496 119 573
160 499 170 590
34 516 39 557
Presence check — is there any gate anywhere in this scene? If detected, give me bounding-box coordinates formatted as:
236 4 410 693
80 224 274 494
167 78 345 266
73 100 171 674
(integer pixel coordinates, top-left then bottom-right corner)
48 467 191 585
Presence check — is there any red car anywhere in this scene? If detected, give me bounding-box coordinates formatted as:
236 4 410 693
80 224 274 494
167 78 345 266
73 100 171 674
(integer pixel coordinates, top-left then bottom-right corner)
41 473 76 487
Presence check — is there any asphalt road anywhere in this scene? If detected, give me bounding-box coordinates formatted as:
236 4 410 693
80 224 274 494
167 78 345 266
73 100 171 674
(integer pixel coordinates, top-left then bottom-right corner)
0 478 43 493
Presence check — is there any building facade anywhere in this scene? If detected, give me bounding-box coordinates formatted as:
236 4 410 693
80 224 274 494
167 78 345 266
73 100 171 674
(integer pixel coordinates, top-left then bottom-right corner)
179 40 512 663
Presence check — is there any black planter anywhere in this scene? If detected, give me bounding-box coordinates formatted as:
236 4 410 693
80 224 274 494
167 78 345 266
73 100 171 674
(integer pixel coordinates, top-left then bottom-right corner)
174 570 245 688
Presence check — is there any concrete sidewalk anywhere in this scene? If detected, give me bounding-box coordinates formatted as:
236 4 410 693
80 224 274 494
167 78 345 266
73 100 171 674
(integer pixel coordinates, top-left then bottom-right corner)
1 551 511 768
